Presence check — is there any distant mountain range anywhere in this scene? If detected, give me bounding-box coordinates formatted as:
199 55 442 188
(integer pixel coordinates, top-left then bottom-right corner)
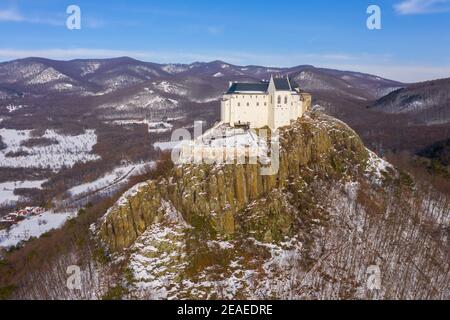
0 56 403 100
0 57 449 154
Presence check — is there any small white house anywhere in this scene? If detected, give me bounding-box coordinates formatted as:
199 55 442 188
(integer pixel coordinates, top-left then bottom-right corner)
220 75 311 130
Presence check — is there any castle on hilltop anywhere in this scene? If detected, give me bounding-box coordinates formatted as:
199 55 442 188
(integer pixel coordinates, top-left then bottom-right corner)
176 76 311 165
220 75 311 130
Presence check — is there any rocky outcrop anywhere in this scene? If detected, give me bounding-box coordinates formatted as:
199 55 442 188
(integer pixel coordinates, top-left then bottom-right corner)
93 112 449 300
99 112 369 252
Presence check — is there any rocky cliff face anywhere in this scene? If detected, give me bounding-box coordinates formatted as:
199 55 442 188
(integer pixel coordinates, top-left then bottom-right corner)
98 112 368 252
93 112 449 299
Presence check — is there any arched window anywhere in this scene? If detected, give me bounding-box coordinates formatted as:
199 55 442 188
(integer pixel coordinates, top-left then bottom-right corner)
284 96 288 104
277 96 281 104
238 103 240 107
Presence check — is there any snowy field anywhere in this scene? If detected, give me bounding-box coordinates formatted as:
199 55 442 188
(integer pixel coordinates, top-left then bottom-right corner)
153 140 184 151
0 210 76 248
68 162 155 198
147 121 173 133
111 120 173 133
0 128 100 170
0 180 47 206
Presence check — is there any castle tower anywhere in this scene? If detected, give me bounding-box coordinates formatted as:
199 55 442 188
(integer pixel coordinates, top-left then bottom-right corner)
220 75 308 130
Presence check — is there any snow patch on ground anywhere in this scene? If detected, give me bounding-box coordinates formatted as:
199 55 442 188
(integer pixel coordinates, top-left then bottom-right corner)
5 104 26 113
0 128 100 170
104 182 150 218
365 149 394 185
153 81 188 96
111 119 174 133
0 210 77 248
68 162 154 197
0 180 47 206
153 140 183 151
80 62 101 76
161 64 188 74
51 83 75 91
189 96 220 103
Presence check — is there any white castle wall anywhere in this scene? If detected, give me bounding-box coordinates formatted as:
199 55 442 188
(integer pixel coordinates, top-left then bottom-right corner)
222 93 270 128
221 89 305 130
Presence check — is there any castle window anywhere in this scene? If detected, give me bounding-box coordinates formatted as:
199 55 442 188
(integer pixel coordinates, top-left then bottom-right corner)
257 102 259 106
264 102 267 106
277 96 281 104
247 103 249 107
238 103 240 106
284 96 288 104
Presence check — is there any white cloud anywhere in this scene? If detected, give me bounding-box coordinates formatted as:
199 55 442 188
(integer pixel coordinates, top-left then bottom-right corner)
0 8 24 22
0 48 447 82
0 48 152 60
205 26 224 35
0 7 104 27
0 7 62 25
394 0 450 14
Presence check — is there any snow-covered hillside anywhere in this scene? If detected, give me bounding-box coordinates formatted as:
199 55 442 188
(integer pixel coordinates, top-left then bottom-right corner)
0 61 47 84
99 88 179 111
161 64 189 74
152 81 188 96
26 67 71 85
0 128 100 170
80 62 102 77
372 78 450 123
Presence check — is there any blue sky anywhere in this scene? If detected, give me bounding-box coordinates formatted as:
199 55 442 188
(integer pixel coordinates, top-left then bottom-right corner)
0 0 449 82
